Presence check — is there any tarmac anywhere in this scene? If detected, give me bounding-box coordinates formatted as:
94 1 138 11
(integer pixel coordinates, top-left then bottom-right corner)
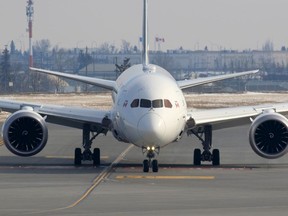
0 123 288 216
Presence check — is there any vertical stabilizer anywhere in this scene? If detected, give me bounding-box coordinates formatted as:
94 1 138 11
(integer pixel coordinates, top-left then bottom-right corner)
142 0 149 70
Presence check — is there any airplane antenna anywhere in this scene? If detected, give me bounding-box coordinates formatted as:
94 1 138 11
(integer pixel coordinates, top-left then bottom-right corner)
26 0 34 67
142 0 149 70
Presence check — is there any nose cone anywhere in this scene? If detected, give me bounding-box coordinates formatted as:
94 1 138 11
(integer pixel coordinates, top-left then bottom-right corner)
138 113 166 144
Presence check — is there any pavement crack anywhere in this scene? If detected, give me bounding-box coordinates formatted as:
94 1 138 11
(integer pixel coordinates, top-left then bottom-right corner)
28 144 134 215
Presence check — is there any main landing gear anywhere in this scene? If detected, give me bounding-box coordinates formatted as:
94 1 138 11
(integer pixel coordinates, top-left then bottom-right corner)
142 146 160 172
74 124 102 166
188 125 220 166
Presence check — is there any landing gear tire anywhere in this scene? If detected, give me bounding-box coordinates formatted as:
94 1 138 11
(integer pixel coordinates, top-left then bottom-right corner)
190 125 221 166
92 148 100 166
193 148 202 166
143 159 149 173
212 149 220 166
152 160 158 172
74 148 82 166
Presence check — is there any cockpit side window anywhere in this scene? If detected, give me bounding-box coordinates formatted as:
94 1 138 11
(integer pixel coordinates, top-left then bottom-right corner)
131 99 139 108
164 99 172 108
152 99 163 108
140 99 151 108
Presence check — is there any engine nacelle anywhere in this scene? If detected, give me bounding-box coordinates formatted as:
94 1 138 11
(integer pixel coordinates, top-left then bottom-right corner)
2 110 48 157
249 112 288 159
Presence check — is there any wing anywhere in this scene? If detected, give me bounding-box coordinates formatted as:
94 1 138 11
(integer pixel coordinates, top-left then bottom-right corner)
177 70 259 90
0 99 111 132
186 103 288 130
30 67 117 92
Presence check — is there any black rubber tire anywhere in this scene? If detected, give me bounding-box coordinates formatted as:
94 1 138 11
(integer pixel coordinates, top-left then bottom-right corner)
74 148 82 166
152 160 158 172
93 148 101 166
143 159 149 173
212 149 220 166
194 148 202 166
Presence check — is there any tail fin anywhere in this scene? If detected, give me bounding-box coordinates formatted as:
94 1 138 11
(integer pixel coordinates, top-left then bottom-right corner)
142 0 149 70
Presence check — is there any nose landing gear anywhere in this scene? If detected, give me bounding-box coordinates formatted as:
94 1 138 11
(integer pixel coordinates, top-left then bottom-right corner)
142 146 160 172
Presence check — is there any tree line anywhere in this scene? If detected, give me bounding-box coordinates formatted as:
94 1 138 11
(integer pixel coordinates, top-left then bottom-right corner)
1 39 288 94
0 39 139 93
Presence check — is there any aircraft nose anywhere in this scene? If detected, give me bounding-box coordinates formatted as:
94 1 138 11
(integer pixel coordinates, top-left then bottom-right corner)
137 113 166 143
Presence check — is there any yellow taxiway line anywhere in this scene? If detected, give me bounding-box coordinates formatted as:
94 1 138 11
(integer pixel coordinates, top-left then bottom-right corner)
116 175 215 180
45 156 109 159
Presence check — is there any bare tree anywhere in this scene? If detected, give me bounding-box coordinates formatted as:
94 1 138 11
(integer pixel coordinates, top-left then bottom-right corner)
115 57 131 77
34 39 51 53
121 40 133 54
262 40 274 51
98 42 118 54
51 46 67 92
0 47 11 93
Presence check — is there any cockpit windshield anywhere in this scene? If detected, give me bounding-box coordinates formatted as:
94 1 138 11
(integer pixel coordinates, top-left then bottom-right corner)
130 99 172 108
152 99 163 108
140 99 151 108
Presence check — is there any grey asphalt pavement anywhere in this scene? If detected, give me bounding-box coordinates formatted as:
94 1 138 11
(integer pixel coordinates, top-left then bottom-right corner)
0 124 287 216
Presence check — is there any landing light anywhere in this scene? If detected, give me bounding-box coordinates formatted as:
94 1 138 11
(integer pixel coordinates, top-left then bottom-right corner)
146 146 155 151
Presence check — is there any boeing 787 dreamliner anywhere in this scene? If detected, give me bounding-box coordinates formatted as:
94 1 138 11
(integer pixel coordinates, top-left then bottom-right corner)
1 0 288 172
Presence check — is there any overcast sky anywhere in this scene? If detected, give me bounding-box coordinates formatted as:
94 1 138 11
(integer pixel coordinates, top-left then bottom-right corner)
1 0 288 52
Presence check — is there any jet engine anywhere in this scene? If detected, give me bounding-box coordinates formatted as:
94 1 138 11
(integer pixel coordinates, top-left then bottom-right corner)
2 110 48 157
249 112 288 159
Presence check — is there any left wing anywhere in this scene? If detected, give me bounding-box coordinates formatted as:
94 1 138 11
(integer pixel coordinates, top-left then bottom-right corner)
177 70 259 90
0 99 111 131
187 103 288 130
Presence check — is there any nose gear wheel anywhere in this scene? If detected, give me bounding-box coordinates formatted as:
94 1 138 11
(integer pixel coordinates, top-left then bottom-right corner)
142 146 160 172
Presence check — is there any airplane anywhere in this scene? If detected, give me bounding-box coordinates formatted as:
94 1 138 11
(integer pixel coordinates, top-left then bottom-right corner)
1 0 288 173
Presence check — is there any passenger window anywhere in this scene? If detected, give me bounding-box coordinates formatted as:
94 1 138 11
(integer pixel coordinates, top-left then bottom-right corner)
164 99 172 108
131 99 139 108
152 99 163 108
140 99 151 108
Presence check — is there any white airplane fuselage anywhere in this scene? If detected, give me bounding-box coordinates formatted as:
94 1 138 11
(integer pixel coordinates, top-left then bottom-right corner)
111 64 187 149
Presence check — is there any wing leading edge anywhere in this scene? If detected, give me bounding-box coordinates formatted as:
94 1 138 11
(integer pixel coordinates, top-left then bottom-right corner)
30 67 117 92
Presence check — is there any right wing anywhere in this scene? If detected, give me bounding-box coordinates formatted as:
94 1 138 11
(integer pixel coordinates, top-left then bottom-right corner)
0 99 112 157
0 99 111 131
30 67 117 92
